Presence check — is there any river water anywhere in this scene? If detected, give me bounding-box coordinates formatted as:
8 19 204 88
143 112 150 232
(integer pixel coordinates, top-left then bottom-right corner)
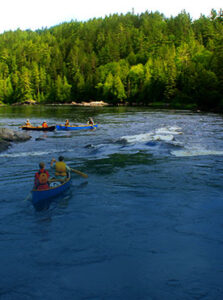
0 106 223 299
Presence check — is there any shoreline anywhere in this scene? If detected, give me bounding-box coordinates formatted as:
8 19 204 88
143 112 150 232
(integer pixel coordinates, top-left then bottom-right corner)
0 101 221 113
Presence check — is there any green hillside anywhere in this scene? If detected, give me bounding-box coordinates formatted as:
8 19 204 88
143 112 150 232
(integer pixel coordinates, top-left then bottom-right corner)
0 9 222 110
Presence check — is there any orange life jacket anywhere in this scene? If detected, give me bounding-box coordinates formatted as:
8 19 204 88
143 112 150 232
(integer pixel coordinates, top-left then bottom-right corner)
42 122 48 128
55 161 67 177
38 172 48 184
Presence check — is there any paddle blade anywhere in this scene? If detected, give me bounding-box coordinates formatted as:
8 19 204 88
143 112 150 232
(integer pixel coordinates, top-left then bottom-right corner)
71 168 88 178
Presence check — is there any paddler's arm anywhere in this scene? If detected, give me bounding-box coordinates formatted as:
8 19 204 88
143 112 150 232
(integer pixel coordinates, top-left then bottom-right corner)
50 158 56 167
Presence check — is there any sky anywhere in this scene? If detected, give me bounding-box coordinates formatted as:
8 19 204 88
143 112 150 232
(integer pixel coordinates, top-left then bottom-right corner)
0 0 222 33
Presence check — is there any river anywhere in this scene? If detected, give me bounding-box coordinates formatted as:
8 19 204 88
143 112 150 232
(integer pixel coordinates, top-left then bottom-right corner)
0 105 223 299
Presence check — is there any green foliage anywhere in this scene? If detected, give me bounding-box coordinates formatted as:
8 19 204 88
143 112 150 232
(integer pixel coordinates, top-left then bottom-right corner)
0 9 222 111
53 75 72 103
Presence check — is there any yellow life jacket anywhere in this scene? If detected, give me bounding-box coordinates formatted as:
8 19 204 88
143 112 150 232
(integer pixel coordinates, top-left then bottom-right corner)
55 161 67 176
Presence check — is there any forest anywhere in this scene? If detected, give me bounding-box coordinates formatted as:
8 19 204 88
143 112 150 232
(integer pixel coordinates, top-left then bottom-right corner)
0 9 222 111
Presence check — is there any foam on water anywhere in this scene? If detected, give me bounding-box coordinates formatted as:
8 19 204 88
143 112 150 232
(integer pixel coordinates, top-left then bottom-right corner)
120 126 182 144
156 126 183 135
0 149 73 158
171 149 223 157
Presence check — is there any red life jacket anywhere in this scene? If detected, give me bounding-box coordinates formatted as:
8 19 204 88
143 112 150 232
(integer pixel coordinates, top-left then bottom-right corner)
35 169 49 190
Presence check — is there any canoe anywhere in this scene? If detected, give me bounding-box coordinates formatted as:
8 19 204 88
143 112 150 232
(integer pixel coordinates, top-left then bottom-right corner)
56 124 98 131
32 175 71 210
21 125 56 131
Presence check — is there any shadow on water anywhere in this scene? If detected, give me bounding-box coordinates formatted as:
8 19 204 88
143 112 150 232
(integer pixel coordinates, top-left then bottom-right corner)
84 151 155 175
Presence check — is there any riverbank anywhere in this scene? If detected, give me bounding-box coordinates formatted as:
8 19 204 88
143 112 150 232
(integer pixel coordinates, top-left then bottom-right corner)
7 100 110 107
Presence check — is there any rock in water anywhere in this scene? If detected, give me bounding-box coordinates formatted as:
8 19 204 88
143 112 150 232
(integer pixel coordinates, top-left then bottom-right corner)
0 128 31 141
35 137 45 141
0 128 15 141
0 128 31 152
0 139 11 152
13 131 31 141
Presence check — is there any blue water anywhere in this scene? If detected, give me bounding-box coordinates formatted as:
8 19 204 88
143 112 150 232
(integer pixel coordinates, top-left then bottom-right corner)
0 106 223 299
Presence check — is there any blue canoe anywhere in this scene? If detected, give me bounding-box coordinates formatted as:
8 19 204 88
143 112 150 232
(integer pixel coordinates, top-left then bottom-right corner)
32 176 71 210
56 124 98 131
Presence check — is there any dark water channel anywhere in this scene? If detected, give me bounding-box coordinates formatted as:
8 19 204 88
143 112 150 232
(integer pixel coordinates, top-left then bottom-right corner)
0 106 223 299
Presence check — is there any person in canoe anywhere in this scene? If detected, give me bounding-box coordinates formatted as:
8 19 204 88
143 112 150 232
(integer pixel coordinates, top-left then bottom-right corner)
50 156 70 181
42 121 48 128
87 117 94 125
34 162 50 190
65 119 70 126
25 119 31 127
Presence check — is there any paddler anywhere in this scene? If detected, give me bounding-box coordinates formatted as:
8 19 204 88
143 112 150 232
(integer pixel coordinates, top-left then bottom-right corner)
25 119 31 127
87 117 94 125
42 121 48 128
34 162 50 190
65 119 70 126
50 156 70 181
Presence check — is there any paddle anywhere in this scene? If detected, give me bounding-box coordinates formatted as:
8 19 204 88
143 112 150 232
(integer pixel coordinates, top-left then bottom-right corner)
71 168 88 178
24 192 31 202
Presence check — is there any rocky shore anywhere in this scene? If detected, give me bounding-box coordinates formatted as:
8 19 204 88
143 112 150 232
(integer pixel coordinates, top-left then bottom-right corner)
0 128 31 152
8 100 109 106
71 101 109 106
46 101 109 106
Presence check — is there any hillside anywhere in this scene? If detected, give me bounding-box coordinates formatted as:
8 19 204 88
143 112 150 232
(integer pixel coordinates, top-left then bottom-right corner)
0 9 222 110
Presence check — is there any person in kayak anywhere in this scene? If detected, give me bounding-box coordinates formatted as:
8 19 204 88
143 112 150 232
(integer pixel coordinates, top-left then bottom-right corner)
34 162 50 190
50 156 70 181
42 121 48 128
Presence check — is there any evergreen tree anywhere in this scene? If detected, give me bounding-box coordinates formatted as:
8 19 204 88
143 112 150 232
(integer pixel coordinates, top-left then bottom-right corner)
18 67 33 101
0 9 222 110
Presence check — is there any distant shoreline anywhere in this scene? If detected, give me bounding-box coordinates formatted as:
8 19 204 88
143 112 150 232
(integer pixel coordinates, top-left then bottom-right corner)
7 100 110 107
0 100 221 113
